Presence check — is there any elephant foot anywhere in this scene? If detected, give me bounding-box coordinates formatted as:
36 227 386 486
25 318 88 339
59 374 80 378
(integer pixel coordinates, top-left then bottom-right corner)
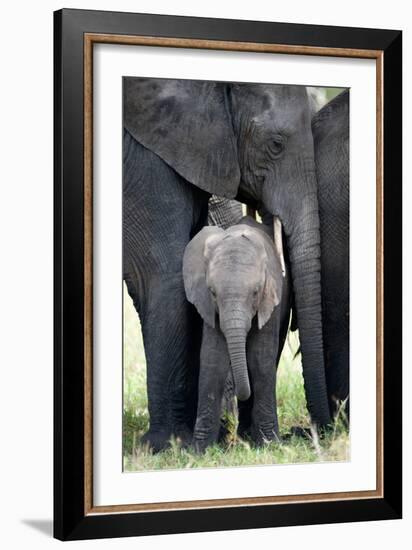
173 424 193 448
140 429 171 453
192 433 218 454
192 438 208 454
287 426 311 439
250 425 281 447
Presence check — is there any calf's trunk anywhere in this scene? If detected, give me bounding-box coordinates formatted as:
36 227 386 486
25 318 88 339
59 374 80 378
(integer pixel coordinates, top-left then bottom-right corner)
224 326 251 402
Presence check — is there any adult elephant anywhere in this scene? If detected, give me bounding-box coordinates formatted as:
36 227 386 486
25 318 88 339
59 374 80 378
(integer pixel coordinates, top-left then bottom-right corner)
312 90 349 418
123 77 331 451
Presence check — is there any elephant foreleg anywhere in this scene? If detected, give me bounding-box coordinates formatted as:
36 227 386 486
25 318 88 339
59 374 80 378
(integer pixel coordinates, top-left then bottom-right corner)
132 272 201 452
193 324 230 453
246 318 280 446
123 129 209 452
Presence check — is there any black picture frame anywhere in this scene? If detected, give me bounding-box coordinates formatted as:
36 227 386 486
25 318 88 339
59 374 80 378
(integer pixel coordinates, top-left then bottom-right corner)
54 8 402 541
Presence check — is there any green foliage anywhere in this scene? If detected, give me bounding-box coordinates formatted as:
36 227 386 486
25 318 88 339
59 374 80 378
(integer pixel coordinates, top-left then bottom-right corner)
122 284 349 472
325 87 344 101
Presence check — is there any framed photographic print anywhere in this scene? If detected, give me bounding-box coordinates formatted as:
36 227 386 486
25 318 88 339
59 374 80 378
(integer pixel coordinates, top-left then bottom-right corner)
54 8 402 541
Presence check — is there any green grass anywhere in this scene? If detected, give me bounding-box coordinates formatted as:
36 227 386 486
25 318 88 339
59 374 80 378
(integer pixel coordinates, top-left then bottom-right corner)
325 87 344 101
122 284 349 471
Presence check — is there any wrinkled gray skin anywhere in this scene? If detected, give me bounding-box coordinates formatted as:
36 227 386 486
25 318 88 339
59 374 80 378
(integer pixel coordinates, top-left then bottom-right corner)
208 196 244 229
312 90 349 418
183 217 290 451
123 78 330 452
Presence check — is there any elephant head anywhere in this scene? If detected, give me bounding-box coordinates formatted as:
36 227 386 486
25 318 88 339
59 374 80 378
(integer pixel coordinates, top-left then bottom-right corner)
124 78 331 425
183 224 282 401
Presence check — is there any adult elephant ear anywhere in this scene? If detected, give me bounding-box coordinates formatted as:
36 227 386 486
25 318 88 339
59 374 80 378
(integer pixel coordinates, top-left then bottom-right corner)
124 77 241 198
183 226 224 328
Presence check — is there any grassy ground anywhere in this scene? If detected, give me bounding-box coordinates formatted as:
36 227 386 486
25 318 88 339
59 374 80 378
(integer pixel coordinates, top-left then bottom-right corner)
123 284 349 471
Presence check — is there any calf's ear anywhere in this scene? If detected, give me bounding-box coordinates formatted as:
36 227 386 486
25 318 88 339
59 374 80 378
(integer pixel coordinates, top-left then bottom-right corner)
183 227 224 328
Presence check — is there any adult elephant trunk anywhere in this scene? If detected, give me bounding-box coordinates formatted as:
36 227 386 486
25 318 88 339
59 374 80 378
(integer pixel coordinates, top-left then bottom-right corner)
284 190 331 426
223 325 251 402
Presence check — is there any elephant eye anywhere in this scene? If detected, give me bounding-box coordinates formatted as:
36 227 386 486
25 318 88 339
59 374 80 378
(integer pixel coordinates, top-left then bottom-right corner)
271 134 285 157
209 286 216 297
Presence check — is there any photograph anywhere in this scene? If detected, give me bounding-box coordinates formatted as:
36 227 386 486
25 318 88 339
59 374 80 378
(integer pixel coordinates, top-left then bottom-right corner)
122 77 349 471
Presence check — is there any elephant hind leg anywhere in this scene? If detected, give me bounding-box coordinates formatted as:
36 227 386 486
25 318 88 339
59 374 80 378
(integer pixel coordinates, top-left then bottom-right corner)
246 318 280 446
237 395 254 441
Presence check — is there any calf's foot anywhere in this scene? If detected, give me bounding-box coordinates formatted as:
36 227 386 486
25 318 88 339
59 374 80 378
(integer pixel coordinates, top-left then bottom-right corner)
250 423 281 447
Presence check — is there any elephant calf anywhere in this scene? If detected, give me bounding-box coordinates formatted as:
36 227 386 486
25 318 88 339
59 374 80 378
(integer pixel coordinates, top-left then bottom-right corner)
183 216 290 452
